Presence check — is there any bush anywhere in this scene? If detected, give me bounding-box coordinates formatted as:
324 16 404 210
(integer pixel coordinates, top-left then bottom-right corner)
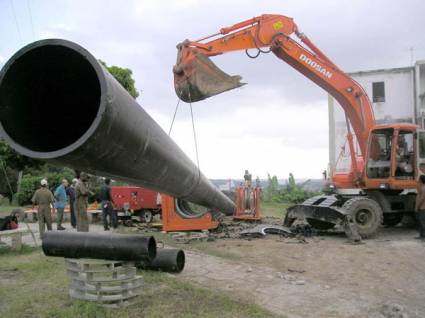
264 173 320 204
16 168 75 205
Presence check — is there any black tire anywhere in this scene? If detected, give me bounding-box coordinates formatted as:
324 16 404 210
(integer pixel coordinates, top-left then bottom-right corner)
141 210 153 223
342 197 383 238
306 218 335 230
383 213 404 227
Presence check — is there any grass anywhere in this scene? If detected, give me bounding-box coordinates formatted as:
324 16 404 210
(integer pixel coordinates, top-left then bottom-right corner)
260 201 291 219
0 205 22 217
0 246 284 318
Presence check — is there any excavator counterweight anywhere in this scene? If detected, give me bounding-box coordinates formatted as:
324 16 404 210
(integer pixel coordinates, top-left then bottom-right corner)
173 45 245 102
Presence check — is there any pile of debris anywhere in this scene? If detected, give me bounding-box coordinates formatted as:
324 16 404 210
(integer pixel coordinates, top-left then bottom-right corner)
164 216 332 244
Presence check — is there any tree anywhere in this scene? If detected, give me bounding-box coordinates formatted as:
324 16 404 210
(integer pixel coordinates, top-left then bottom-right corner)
0 140 43 172
287 173 297 192
265 173 279 201
0 140 44 201
99 60 139 98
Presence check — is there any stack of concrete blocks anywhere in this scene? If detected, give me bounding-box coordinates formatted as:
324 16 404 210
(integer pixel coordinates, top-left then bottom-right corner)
65 258 143 307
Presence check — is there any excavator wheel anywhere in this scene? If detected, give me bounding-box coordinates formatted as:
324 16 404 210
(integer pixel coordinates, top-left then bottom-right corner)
383 213 404 227
342 197 383 238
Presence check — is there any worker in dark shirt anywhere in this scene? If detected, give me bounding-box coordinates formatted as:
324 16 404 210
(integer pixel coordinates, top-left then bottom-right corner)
100 178 116 230
66 178 78 228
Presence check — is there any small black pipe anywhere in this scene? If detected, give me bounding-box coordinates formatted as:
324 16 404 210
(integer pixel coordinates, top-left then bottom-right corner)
42 232 157 261
141 248 185 273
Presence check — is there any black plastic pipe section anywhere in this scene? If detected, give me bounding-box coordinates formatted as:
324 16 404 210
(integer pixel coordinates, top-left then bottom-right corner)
0 39 235 216
42 232 157 261
141 248 185 273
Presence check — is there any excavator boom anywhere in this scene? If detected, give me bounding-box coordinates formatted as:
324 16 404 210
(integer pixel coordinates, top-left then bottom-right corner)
173 14 374 160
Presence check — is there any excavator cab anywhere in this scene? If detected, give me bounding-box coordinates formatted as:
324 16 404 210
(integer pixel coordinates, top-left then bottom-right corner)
173 44 245 103
364 125 419 190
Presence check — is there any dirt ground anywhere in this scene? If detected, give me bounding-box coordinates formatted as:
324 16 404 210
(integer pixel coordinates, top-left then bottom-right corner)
5 220 425 317
175 226 425 318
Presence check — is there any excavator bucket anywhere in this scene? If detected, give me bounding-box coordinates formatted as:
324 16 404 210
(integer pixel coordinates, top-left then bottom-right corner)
173 46 245 103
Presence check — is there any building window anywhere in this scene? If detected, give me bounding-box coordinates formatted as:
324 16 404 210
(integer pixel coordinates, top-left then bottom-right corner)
372 81 385 103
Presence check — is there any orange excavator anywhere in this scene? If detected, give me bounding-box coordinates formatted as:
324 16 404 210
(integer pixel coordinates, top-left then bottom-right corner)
173 14 425 238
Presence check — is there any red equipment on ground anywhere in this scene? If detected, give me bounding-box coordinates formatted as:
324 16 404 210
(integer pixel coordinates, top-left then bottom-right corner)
111 172 262 231
111 186 161 223
234 186 261 221
234 170 261 220
161 194 219 232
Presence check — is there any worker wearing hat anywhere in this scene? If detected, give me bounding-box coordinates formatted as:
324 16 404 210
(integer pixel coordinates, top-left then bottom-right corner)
31 179 55 239
75 172 92 232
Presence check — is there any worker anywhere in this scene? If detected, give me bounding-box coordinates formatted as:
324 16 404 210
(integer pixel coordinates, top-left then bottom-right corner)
415 174 425 240
54 179 68 230
66 178 78 228
75 172 92 232
99 178 116 231
31 179 55 239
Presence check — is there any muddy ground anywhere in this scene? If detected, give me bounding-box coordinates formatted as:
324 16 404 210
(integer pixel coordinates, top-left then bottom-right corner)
174 226 425 318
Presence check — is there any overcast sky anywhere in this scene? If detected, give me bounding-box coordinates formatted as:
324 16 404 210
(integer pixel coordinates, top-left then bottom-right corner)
1 0 424 179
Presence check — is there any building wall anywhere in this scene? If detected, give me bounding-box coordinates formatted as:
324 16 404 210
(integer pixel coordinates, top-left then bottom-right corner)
329 66 418 171
416 61 425 123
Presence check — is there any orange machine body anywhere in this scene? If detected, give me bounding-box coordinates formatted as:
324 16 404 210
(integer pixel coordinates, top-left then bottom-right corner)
161 194 219 232
234 186 261 220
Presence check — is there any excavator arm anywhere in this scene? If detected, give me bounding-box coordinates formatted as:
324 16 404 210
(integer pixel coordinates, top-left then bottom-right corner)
173 14 375 164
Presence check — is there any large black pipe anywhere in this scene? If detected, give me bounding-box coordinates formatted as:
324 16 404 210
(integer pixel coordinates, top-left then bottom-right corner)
0 39 235 215
42 232 157 261
140 248 185 273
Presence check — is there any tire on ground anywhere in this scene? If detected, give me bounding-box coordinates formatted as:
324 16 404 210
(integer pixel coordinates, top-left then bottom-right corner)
383 213 404 227
342 197 383 238
141 210 153 223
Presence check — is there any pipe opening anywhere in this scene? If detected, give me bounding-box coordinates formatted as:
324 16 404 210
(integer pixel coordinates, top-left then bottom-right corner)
147 236 157 260
0 44 101 152
175 250 185 272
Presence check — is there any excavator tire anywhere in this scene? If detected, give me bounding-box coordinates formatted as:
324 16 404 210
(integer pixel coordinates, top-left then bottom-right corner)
342 197 383 238
383 213 404 227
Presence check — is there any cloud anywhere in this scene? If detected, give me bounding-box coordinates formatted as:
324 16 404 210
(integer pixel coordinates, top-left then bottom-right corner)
148 98 329 179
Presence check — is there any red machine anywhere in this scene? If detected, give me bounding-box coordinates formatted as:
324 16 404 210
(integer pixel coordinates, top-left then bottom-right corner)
161 194 219 232
111 176 262 231
234 186 261 220
234 171 261 220
111 186 161 223
173 14 425 238
111 186 223 230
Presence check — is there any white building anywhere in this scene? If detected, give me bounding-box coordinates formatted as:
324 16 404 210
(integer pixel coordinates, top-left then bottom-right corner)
329 60 425 172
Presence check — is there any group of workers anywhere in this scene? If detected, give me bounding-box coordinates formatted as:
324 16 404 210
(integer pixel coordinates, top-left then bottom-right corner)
31 173 116 239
